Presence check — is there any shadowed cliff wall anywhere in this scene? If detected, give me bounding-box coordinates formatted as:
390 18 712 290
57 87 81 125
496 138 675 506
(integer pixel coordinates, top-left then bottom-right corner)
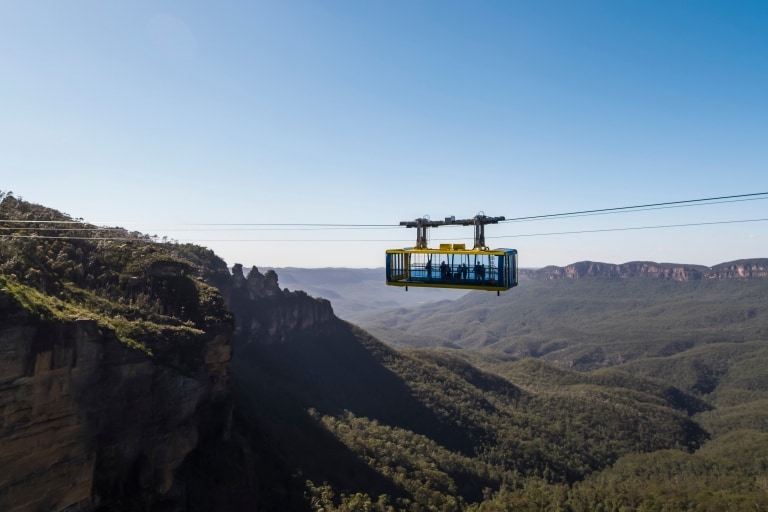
0 293 231 511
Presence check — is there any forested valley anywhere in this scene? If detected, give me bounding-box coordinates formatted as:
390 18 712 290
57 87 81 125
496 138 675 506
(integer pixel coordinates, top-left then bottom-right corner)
1 194 767 511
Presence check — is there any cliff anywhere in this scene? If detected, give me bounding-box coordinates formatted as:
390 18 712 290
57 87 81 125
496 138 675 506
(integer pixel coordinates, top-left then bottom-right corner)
524 258 768 281
0 196 238 511
1 194 766 511
0 290 232 511
225 264 335 345
0 260 334 512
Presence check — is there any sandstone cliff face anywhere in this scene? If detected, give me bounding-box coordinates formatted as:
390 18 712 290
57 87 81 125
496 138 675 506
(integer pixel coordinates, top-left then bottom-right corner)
0 294 231 512
0 258 333 512
525 258 768 281
709 259 768 279
226 264 335 345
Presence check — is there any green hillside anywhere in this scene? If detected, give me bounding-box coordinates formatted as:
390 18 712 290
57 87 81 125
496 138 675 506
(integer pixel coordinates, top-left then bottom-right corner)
4 195 768 511
361 276 768 367
0 195 232 356
231 317 710 510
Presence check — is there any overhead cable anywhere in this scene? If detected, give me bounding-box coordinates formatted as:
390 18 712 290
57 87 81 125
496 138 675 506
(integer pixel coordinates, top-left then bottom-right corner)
1 191 767 229
501 192 768 223
4 217 767 243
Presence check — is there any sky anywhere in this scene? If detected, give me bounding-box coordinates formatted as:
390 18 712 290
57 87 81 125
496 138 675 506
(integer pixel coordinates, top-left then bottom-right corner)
1 1 767 269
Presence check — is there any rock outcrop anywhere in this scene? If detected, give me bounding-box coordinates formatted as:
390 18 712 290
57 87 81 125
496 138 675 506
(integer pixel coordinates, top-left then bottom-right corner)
0 295 231 511
0 196 335 512
523 258 768 281
709 259 768 279
226 264 335 345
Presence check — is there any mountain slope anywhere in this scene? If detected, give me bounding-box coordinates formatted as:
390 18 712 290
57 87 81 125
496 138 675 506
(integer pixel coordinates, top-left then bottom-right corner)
0 196 240 511
361 270 768 368
228 269 709 508
3 195 766 511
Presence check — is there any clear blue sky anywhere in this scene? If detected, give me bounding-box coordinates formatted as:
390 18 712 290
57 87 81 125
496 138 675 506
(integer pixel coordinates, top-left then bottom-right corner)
2 1 766 268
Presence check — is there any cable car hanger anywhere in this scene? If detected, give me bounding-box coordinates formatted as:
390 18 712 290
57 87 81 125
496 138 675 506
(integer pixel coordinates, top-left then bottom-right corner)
400 213 505 251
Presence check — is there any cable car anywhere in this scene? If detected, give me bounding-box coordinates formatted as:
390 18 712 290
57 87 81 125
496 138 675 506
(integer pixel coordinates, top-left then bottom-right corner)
386 215 518 294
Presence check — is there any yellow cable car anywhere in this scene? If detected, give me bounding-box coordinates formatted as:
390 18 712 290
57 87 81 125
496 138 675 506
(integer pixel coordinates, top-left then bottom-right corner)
385 215 518 294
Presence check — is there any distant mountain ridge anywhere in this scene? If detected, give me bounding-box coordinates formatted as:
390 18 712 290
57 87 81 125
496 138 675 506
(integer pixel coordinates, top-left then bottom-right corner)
259 259 767 321
522 258 768 281
360 256 768 365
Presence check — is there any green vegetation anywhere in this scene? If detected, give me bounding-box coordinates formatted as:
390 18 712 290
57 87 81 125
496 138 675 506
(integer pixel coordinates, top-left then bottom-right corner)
232 318 718 510
0 194 232 355
363 277 768 367
4 193 768 510
234 262 768 509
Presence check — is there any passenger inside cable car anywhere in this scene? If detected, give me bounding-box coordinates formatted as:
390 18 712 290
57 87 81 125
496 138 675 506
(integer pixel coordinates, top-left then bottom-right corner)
386 244 517 293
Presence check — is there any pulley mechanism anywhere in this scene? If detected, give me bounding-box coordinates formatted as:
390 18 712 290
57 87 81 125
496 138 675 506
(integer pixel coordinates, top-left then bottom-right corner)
400 213 505 250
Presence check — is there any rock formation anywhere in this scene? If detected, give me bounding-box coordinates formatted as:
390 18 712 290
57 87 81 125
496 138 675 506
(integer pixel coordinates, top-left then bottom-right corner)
709 259 768 279
523 258 768 281
0 204 335 512
1 196 766 511
0 295 232 512
226 264 335 345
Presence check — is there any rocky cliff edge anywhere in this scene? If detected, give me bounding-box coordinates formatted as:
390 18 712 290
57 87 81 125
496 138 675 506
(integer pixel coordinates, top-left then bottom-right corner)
525 258 768 281
0 290 232 511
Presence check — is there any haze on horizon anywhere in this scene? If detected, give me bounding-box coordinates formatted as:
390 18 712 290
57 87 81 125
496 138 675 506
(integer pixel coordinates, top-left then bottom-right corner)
2 1 766 269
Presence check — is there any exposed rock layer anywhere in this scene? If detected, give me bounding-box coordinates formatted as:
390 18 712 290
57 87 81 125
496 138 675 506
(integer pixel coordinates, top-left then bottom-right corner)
523 258 768 281
0 299 231 512
226 264 335 345
2 249 767 510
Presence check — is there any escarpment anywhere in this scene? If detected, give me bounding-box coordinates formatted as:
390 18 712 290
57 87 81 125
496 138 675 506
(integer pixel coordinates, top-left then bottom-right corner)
0 295 232 512
0 197 347 511
0 196 239 511
523 258 768 281
225 263 336 345
3 196 767 512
